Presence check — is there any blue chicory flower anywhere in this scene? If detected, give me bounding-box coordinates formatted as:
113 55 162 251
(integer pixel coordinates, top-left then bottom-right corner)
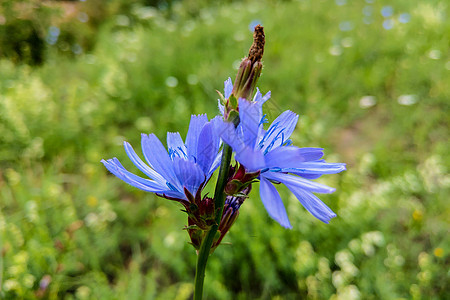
216 82 346 228
102 114 221 200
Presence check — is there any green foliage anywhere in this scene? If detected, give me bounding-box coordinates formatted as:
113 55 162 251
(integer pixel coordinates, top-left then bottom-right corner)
1 0 449 299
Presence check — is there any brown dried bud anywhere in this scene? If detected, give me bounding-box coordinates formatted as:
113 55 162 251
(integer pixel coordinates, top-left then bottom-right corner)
230 25 265 103
248 25 265 64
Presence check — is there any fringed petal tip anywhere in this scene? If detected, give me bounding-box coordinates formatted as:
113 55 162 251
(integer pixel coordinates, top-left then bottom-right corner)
218 99 225 115
224 77 233 99
253 88 271 105
321 212 337 224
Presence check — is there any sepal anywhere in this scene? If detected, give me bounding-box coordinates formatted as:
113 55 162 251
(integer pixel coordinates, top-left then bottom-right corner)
225 164 260 195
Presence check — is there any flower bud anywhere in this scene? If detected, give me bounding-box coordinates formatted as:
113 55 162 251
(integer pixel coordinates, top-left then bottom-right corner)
185 196 216 249
212 185 252 249
225 164 260 195
198 197 215 223
226 25 265 115
232 60 263 101
187 218 204 250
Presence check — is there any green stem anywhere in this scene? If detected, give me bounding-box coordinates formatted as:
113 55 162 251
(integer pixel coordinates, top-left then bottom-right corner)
193 143 233 300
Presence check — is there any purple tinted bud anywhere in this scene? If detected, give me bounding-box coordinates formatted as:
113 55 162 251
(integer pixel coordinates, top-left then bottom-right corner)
212 185 251 249
225 164 260 195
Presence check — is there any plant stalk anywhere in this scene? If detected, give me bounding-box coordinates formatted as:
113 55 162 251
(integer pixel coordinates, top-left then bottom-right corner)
193 143 233 300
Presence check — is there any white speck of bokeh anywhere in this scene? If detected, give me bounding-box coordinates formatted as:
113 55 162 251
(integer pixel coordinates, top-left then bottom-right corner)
164 233 176 246
77 12 89 23
135 117 153 132
183 21 196 33
133 6 158 20
332 271 345 288
383 19 394 30
166 22 176 32
116 15 130 27
339 21 354 31
234 31 245 42
394 255 405 266
363 16 373 25
359 96 377 108
187 74 198 85
329 45 343 56
381 6 394 18
85 213 99 228
72 44 83 55
85 54 96 64
200 10 214 25
3 279 20 292
398 94 418 106
341 285 362 300
165 76 178 88
363 6 372 16
362 242 375 256
341 37 354 48
46 26 60 45
445 61 450 70
49 26 60 37
428 49 441 60
335 0 347 6
315 54 325 63
399 13 411 23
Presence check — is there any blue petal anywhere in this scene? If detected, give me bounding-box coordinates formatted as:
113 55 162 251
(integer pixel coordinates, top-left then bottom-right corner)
218 99 225 115
260 176 292 228
235 147 266 172
173 157 205 195
102 158 169 193
251 90 271 139
259 111 298 154
208 116 225 176
141 133 181 191
253 88 271 105
280 181 336 223
208 149 222 177
282 162 347 174
239 98 263 149
215 118 265 171
123 141 166 185
196 122 220 176
287 157 345 179
297 147 325 161
185 114 209 161
109 158 164 188
224 77 233 99
264 172 336 194
264 146 325 169
167 132 188 160
214 119 246 154
295 173 323 180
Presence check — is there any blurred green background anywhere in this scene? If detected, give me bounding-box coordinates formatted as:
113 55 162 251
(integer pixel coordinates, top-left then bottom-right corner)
0 0 448 299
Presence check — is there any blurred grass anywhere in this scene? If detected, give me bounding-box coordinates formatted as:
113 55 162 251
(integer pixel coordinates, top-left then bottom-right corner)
0 0 449 299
